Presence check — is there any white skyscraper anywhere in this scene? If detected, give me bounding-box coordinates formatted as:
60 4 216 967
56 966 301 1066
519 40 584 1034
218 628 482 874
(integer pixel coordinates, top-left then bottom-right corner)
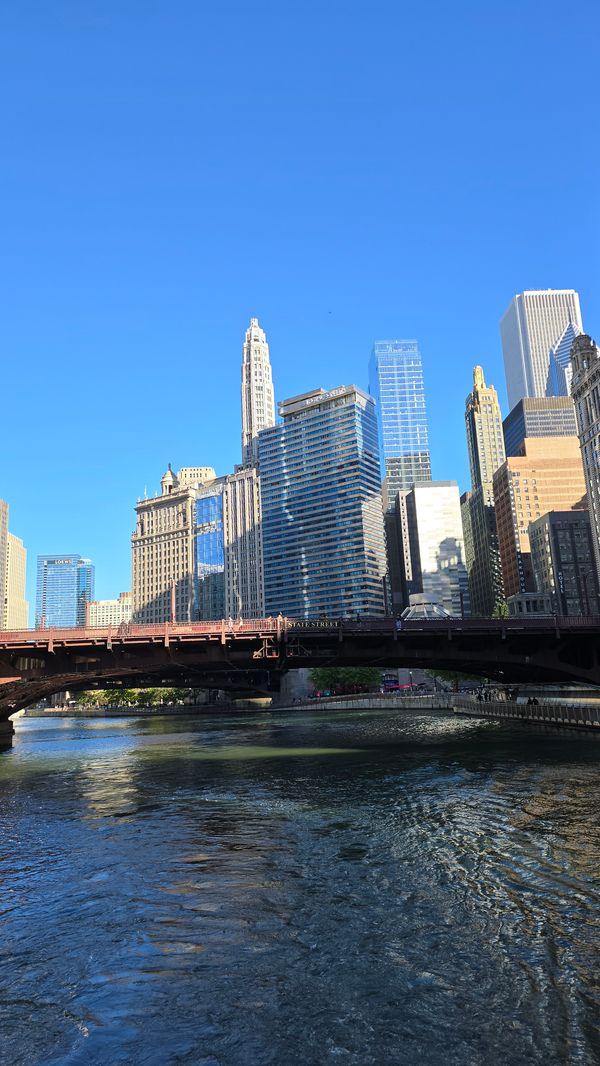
241 317 275 466
500 289 583 410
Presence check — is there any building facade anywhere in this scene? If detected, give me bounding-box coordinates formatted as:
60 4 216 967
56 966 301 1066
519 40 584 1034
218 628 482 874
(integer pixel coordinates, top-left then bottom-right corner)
548 322 582 397
398 481 470 617
529 511 599 616
503 396 578 456
0 500 7 628
36 555 95 628
258 386 387 618
88 592 132 627
492 437 587 599
463 367 505 615
241 317 276 467
4 533 28 629
132 465 264 623
570 333 600 583
500 289 583 410
368 340 431 500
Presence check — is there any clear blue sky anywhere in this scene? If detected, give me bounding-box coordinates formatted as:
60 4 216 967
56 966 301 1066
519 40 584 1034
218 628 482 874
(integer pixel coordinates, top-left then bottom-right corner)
1 1 599 615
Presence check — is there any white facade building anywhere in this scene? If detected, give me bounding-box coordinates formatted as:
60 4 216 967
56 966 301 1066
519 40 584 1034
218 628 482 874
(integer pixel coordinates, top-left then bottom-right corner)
399 481 470 617
88 592 132 627
500 289 583 410
241 317 275 466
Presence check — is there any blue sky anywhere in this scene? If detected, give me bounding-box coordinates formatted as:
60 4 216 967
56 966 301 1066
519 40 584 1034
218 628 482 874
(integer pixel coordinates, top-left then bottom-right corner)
1 0 599 613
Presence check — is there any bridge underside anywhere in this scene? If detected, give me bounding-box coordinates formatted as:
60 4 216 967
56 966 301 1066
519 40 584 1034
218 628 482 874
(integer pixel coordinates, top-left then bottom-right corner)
1 619 600 717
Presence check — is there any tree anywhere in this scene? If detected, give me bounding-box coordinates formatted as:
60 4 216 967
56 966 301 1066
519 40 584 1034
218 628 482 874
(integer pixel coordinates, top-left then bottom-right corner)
309 667 381 694
492 600 509 618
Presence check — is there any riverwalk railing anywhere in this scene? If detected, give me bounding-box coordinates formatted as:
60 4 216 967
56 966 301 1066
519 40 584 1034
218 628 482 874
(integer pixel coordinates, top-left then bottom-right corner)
453 696 600 729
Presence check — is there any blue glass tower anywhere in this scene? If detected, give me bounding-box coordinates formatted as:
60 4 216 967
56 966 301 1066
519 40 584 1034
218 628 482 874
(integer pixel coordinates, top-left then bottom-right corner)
195 492 225 620
35 555 95 628
258 386 387 618
368 340 432 503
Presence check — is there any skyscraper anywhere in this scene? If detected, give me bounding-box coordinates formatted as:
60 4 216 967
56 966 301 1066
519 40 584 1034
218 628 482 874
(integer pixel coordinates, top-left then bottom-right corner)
398 482 470 617
570 333 600 582
503 397 578 456
368 340 431 500
462 367 505 615
500 289 583 409
36 555 95 628
132 465 264 622
258 386 387 618
241 317 275 467
0 501 7 627
4 534 28 629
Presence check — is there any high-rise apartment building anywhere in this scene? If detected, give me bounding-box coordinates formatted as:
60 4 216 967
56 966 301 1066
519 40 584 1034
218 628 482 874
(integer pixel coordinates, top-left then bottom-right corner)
36 555 95 628
570 333 600 582
398 482 470 617
4 534 28 629
368 340 431 500
493 437 587 598
132 465 264 622
503 397 578 457
500 289 583 409
529 511 599 616
88 592 132 627
258 386 387 618
462 366 505 615
241 317 276 467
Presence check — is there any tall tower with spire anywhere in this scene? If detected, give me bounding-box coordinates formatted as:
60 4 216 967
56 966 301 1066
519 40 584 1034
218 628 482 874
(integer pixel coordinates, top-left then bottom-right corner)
241 318 275 466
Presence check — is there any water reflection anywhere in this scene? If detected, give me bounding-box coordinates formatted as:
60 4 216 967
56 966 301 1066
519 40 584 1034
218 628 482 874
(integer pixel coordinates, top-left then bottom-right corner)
0 709 599 1065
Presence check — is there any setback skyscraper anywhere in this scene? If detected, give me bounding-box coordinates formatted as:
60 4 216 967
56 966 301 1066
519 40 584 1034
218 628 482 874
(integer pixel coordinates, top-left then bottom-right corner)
462 366 505 615
36 555 95 628
258 386 387 618
500 289 583 409
241 317 275 466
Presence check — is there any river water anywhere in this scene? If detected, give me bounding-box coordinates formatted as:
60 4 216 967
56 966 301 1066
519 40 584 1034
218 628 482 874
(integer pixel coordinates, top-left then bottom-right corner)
1 708 599 1066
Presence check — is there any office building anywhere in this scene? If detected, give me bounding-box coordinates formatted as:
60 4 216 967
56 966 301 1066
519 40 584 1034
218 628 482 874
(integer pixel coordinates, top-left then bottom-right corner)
0 500 7 628
3 534 28 629
258 386 387 618
548 322 582 397
88 592 132 627
503 396 578 456
500 289 583 409
36 555 95 628
397 481 469 617
368 340 431 500
462 367 505 615
241 317 276 466
493 437 587 599
132 465 264 623
529 511 599 616
570 333 600 582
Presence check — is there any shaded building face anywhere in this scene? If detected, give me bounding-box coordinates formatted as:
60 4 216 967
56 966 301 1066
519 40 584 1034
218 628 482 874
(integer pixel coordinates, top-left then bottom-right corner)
369 341 431 503
35 555 95 627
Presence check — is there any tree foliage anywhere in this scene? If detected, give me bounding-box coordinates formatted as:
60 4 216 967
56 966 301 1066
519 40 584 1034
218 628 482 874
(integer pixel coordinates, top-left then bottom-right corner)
309 667 381 694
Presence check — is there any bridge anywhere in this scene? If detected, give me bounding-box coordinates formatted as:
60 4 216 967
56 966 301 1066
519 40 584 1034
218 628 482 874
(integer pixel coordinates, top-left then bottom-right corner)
1 615 599 732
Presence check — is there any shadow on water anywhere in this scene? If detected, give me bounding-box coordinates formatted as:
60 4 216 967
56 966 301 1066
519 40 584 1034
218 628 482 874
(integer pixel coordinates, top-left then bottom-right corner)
1 708 600 1065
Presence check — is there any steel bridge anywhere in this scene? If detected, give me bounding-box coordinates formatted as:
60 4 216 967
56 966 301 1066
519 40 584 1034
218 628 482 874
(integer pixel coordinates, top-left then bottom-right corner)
1 614 599 722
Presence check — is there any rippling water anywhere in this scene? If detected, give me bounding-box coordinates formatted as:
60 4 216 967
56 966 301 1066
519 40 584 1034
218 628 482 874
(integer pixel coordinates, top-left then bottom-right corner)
1 708 600 1065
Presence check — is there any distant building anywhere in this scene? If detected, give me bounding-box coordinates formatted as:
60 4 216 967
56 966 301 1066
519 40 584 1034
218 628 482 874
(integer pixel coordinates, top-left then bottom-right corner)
493 437 587 599
0 500 8 627
507 592 553 617
132 465 263 623
547 322 582 397
529 511 599 616
570 333 600 583
258 385 387 618
4 533 28 629
462 367 505 615
500 289 583 409
503 396 578 456
241 318 276 467
398 481 470 617
88 592 132 627
36 555 95 628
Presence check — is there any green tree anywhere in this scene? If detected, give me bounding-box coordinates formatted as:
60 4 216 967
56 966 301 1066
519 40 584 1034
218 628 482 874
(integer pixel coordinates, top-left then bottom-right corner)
492 600 509 618
309 667 381 694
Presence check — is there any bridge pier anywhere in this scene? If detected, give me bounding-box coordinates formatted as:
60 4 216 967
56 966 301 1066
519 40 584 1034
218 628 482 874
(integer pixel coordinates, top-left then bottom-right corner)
0 717 15 749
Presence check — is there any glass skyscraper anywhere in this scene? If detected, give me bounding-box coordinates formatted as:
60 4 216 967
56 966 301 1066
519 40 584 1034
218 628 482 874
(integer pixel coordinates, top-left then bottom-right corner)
258 386 387 618
195 492 226 620
35 555 95 628
368 340 432 503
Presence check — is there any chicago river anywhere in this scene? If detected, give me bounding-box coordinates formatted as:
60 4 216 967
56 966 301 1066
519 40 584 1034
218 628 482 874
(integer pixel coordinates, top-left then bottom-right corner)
1 708 599 1065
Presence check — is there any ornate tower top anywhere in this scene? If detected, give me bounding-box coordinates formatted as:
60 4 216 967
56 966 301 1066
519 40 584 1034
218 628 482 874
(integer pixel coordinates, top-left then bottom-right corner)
241 317 276 466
